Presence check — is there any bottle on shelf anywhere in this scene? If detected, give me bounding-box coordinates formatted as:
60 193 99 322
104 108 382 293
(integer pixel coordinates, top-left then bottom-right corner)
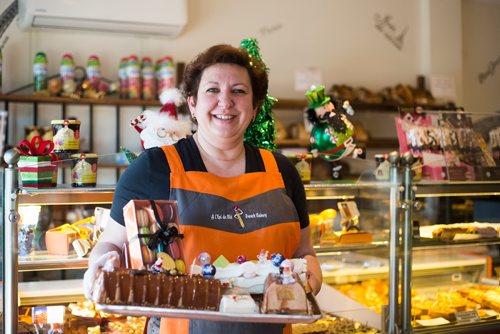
33 52 48 93
118 57 128 99
60 53 76 94
141 57 155 100
156 56 175 99
86 55 102 91
127 55 141 99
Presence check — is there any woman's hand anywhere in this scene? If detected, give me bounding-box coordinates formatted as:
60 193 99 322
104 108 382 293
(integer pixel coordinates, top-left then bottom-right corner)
304 254 322 295
83 250 120 301
294 227 323 295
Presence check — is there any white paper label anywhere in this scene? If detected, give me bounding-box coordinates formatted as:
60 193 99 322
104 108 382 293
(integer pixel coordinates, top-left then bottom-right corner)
295 68 322 92
430 74 456 102
455 310 480 323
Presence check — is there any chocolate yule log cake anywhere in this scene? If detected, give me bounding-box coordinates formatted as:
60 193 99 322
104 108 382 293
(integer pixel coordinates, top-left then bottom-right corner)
94 268 223 311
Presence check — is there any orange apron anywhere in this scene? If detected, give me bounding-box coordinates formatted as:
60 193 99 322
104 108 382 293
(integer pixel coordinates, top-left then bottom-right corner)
159 145 300 334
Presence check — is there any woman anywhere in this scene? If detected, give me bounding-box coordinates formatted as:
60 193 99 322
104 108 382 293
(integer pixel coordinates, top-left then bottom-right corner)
84 44 322 334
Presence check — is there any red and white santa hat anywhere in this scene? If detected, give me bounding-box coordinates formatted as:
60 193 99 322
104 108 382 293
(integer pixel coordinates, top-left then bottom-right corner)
159 88 185 120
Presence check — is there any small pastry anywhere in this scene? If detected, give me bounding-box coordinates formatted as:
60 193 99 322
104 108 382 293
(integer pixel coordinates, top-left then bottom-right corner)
162 204 175 222
72 238 91 257
141 245 155 264
157 252 176 270
136 208 150 228
168 241 181 260
175 259 186 274
139 227 151 245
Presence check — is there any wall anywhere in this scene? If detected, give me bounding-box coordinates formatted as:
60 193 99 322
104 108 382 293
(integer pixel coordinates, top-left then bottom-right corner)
1 0 498 182
462 0 500 114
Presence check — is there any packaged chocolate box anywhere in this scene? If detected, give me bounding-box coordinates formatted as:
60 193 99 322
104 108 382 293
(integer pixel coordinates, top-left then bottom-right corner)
123 200 183 270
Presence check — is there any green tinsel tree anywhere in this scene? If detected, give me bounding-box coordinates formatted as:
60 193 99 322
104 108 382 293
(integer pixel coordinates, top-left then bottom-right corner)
240 38 277 150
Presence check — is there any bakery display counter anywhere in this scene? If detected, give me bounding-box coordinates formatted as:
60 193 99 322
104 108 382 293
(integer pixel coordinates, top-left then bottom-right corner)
304 178 500 333
5 152 500 333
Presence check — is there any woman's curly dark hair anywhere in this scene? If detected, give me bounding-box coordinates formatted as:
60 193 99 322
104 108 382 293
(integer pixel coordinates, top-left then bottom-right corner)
181 44 269 109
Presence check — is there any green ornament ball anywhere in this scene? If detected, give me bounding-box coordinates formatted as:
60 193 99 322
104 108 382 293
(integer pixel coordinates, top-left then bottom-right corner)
310 123 354 161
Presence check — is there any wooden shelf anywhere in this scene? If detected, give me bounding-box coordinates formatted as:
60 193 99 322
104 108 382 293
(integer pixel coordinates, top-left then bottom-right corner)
274 98 453 112
363 138 399 149
0 93 162 106
1 94 454 111
275 138 310 148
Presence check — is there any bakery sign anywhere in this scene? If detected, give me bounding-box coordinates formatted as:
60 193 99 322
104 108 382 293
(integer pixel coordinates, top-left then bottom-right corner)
374 14 409 51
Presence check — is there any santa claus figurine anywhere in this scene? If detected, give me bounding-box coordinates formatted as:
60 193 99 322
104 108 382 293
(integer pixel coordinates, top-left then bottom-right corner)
130 88 192 149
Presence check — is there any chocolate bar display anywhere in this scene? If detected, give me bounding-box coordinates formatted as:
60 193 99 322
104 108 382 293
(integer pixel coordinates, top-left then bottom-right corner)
395 110 500 181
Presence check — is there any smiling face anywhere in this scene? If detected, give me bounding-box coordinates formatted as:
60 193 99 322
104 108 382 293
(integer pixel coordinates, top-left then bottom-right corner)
188 63 257 145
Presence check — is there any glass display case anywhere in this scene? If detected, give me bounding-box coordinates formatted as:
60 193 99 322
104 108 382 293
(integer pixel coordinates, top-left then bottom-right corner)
307 180 500 334
307 110 500 334
2 149 115 333
2 110 499 333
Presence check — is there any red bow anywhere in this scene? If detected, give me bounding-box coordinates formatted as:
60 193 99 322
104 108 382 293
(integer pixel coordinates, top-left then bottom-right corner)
18 136 58 161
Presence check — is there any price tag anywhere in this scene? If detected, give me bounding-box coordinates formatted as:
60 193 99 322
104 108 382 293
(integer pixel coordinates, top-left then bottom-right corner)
430 74 456 102
455 310 480 323
32 305 65 324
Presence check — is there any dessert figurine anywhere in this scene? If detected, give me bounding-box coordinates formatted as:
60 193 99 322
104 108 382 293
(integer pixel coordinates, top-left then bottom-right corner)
257 249 269 264
130 88 191 149
190 251 308 294
152 257 164 273
280 259 296 285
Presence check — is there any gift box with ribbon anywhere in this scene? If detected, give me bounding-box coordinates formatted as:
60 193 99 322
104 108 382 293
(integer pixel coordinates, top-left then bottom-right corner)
123 199 183 270
17 136 59 188
45 219 94 255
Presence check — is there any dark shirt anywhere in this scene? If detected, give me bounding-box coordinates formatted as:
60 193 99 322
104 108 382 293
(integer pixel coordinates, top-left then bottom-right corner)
111 136 309 229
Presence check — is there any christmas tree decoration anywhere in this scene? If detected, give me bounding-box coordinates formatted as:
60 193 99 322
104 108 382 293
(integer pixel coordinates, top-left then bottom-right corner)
240 38 277 150
305 85 364 161
120 146 138 164
130 88 191 149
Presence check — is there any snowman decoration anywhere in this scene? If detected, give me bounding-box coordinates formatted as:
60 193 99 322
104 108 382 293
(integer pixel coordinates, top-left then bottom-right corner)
130 88 192 149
